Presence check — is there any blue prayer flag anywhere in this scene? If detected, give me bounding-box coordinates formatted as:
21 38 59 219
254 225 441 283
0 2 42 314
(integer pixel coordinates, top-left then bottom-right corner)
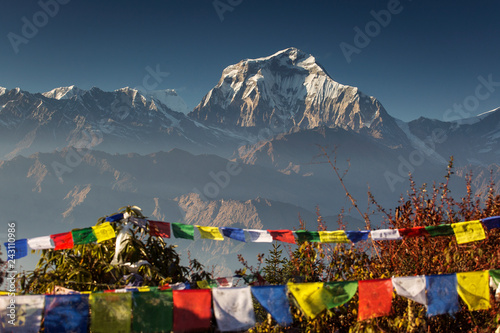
3 239 28 259
221 227 246 242
105 213 124 222
425 274 460 317
481 216 500 230
345 230 370 243
251 286 293 326
44 294 89 333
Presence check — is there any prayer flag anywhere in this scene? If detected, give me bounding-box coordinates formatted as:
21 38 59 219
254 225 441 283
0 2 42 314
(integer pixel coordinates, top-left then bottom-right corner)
173 289 212 332
197 226 224 240
148 221 171 238
27 236 54 250
216 277 234 288
398 226 429 238
287 282 327 319
451 220 486 244
425 274 460 317
172 223 194 240
371 229 402 241
323 281 358 308
44 294 89 333
197 280 217 289
252 286 293 326
132 290 173 332
246 229 273 243
0 295 45 332
482 216 500 230
92 222 116 243
220 227 246 242
3 239 28 259
346 230 370 243
212 287 256 332
105 213 123 222
392 276 427 305
129 217 147 228
72 228 97 245
50 232 74 250
90 293 132 333
457 271 490 311
269 230 296 244
425 224 454 237
358 279 393 321
295 230 321 243
489 269 500 300
319 230 350 243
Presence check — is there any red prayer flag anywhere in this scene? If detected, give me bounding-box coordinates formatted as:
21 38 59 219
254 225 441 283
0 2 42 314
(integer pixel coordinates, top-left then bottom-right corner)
173 289 212 332
358 279 393 321
50 232 74 250
398 226 429 238
148 221 171 238
268 230 296 244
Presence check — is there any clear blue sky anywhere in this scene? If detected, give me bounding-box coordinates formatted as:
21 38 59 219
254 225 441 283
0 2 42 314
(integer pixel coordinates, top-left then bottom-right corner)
1 0 499 121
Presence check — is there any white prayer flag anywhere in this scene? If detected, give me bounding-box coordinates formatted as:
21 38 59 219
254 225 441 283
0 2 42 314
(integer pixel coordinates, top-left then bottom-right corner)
27 236 55 250
0 295 45 332
212 287 256 332
246 229 273 243
392 276 427 305
371 229 402 241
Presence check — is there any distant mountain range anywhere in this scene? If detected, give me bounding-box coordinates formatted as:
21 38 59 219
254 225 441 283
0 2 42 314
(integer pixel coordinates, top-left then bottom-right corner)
1 47 499 272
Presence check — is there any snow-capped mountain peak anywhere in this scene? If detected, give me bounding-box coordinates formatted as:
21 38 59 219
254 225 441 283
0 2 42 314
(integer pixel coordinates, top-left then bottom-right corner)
0 87 6 96
42 85 85 100
115 87 189 114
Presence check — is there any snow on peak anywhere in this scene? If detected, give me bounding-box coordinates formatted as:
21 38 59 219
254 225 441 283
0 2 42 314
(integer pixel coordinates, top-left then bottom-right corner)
0 87 6 96
117 87 189 114
42 85 85 100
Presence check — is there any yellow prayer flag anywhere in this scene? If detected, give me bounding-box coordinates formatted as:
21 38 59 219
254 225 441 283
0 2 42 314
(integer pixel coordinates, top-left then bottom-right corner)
457 271 490 311
137 286 150 292
451 220 485 244
197 280 211 289
197 226 224 240
92 222 116 243
287 282 327 319
319 230 349 243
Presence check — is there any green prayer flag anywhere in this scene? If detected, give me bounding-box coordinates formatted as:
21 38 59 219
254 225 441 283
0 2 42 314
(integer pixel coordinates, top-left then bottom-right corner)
172 223 195 240
323 281 358 308
490 269 500 285
295 230 321 242
425 224 454 236
72 228 97 245
133 290 173 332
90 293 132 333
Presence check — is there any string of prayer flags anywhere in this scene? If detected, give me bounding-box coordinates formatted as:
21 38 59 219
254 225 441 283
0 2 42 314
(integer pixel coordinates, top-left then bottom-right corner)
398 226 429 238
92 222 116 243
247 229 273 243
132 290 173 332
173 289 212 332
212 287 256 332
251 286 293 326
27 235 54 250
482 216 500 230
371 229 402 241
269 230 296 244
3 239 28 259
456 271 491 311
425 224 454 237
357 279 393 321
197 226 224 240
50 232 74 250
451 220 486 244
89 293 132 333
425 274 461 317
220 227 246 242
148 221 171 238
287 282 327 319
105 213 124 222
319 230 350 243
171 223 194 240
323 281 358 308
295 230 321 243
345 230 370 243
392 276 427 305
72 228 97 245
44 294 89 333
